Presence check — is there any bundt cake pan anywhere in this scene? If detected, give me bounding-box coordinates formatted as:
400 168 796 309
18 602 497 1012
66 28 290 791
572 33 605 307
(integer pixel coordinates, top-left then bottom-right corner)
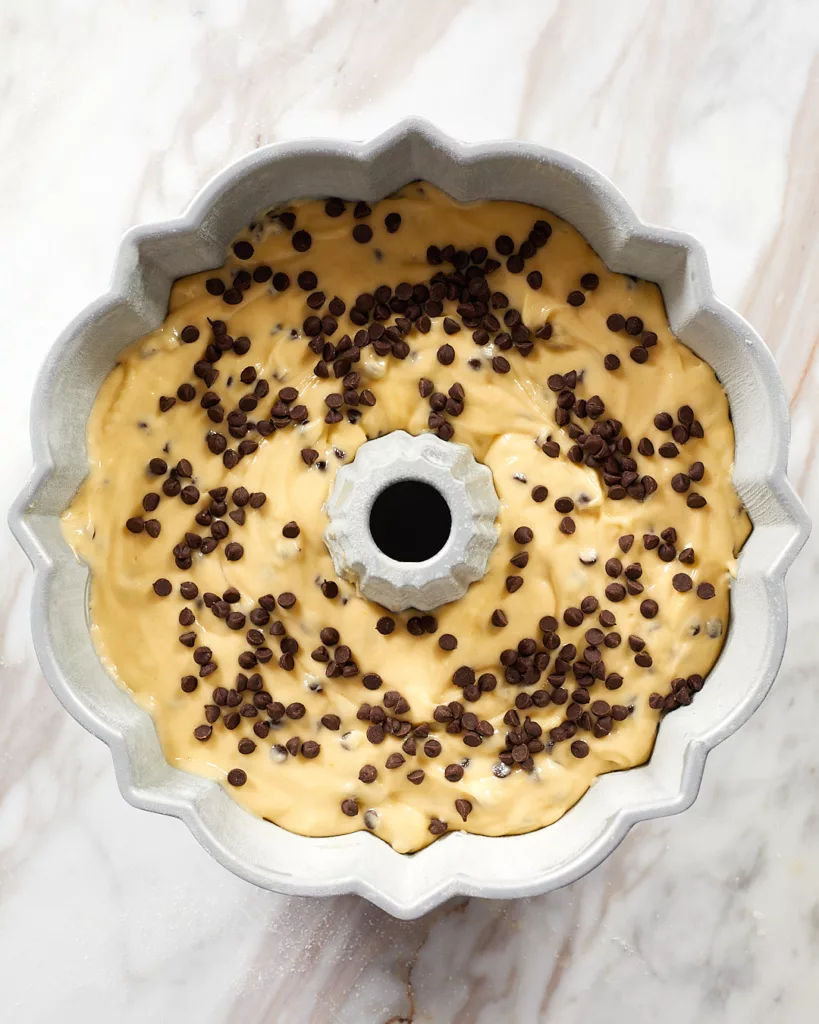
9 119 809 919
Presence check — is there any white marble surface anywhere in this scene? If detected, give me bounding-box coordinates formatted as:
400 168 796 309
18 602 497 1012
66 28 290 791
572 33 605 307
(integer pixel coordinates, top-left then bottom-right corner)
1 1 818 1020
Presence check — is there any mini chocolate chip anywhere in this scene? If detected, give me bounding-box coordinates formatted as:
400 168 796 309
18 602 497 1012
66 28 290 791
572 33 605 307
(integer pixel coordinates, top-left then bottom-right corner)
292 230 311 251
454 798 472 823
640 599 659 618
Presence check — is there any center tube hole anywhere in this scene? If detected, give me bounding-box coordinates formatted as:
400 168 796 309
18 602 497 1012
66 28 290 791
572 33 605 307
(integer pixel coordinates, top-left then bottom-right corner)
369 480 452 563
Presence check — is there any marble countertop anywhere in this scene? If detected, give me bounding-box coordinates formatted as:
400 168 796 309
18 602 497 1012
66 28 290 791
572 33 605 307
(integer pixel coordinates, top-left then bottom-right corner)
2 1 818 1021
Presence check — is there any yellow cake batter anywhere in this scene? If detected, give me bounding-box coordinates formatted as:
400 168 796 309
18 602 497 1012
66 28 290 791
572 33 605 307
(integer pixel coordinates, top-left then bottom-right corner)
62 183 750 852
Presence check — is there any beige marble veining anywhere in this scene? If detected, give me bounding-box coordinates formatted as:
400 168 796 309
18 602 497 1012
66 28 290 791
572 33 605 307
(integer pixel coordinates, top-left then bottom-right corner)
1 1 818 1022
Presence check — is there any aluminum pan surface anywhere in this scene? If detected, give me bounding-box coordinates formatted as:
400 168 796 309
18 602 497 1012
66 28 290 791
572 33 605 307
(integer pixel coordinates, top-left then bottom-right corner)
9 119 810 919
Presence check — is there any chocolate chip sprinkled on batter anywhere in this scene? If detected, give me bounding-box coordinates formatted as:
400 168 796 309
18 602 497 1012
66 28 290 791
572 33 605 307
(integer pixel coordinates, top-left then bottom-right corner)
224 542 243 561
454 798 473 822
697 582 716 600
672 573 693 592
437 344 455 365
559 517 576 535
282 521 300 538
153 578 172 597
687 493 707 508
439 634 458 651
292 230 311 252
227 768 247 786
366 724 385 744
352 224 373 244
324 197 345 217
640 599 659 619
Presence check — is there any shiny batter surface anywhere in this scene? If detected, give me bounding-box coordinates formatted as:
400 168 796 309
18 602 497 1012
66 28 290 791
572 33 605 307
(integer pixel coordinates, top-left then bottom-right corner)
62 184 750 852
